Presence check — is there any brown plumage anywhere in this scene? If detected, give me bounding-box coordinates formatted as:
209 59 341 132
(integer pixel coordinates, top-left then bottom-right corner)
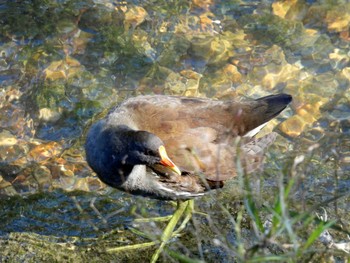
85 94 292 200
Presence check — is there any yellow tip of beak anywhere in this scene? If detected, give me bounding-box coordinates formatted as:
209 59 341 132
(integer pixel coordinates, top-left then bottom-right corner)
158 145 182 175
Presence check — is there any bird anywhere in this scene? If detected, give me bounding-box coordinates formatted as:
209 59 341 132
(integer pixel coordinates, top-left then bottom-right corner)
85 93 292 261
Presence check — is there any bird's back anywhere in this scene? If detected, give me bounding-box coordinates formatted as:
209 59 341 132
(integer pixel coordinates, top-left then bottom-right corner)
105 94 291 181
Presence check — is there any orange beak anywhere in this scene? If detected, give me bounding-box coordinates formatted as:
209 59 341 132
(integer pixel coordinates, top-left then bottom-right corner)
158 145 182 175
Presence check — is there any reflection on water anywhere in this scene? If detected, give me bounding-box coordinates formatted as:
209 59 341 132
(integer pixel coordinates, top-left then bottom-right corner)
0 190 126 238
0 0 349 261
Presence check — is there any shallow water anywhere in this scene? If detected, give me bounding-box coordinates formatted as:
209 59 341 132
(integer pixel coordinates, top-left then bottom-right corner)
0 0 349 261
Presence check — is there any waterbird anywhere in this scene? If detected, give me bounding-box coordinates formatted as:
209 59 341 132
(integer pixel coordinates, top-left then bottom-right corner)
85 93 292 262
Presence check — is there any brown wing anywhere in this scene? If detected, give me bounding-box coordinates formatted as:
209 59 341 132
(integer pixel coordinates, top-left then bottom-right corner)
112 95 279 181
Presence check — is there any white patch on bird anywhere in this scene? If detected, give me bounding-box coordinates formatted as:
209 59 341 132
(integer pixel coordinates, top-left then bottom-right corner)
121 154 128 164
243 122 268 138
156 183 204 198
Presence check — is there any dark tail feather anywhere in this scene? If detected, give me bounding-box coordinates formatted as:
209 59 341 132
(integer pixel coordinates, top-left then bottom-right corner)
241 94 292 137
256 93 292 120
